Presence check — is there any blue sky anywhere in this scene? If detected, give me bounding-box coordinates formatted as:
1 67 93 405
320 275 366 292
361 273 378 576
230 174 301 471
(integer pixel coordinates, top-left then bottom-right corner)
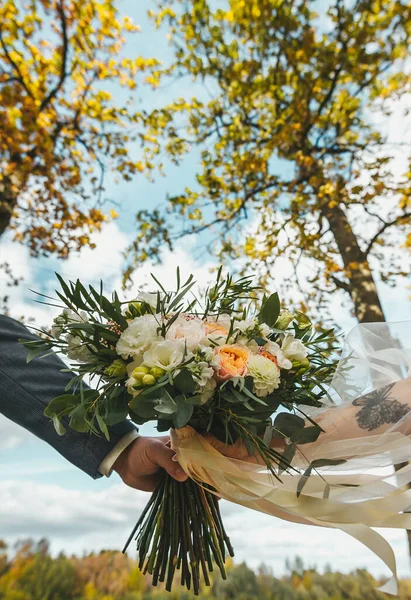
1 0 411 583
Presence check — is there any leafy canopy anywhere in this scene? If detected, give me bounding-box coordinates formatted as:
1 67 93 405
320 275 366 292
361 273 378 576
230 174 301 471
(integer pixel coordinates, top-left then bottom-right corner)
0 0 159 257
126 0 411 315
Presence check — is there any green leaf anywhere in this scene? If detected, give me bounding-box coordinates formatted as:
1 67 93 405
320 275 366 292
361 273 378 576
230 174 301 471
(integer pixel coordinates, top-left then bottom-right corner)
129 396 159 419
174 400 194 429
155 396 178 414
274 412 305 437
69 410 89 433
173 369 197 394
259 292 280 327
297 466 312 498
44 394 79 417
26 346 48 363
157 418 172 432
311 458 347 469
263 424 273 446
105 393 129 426
290 425 322 445
56 273 73 302
96 410 110 441
52 415 66 436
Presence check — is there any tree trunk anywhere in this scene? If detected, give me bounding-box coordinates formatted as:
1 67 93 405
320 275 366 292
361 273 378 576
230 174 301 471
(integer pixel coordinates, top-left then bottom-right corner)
0 176 18 237
322 202 384 323
324 202 411 559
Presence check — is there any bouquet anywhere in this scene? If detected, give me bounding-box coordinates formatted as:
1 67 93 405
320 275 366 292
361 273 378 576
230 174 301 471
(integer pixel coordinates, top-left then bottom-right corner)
22 269 339 594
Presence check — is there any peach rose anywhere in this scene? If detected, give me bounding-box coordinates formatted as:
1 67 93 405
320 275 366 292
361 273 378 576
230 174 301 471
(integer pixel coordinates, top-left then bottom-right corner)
258 348 279 367
215 344 249 381
205 322 229 336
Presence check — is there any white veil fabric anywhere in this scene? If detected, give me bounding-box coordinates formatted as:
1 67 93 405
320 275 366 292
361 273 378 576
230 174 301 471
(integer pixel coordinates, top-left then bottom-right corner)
331 322 411 404
173 323 411 596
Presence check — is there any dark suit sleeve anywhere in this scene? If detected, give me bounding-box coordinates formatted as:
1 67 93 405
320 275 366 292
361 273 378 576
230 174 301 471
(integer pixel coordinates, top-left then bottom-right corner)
0 314 136 479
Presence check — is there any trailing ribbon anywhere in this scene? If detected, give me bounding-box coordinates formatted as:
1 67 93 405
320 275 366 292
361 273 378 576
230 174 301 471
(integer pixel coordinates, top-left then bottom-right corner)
171 322 411 596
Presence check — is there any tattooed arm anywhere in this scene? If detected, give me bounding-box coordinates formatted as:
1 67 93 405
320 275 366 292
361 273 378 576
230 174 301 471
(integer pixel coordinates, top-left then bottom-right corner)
311 378 411 443
204 378 411 461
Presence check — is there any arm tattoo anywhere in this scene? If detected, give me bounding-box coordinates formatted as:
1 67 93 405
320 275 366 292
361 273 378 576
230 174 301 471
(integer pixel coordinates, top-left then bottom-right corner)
352 383 409 431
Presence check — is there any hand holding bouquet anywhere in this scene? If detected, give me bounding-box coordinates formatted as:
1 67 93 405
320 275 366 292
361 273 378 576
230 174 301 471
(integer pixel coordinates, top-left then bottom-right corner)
21 269 340 594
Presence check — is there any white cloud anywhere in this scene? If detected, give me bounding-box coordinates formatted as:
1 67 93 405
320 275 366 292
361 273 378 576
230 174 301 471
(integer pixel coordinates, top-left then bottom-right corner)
0 478 409 579
0 416 33 450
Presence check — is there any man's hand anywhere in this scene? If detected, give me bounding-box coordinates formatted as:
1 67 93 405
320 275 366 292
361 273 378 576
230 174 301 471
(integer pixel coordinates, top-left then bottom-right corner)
113 435 188 492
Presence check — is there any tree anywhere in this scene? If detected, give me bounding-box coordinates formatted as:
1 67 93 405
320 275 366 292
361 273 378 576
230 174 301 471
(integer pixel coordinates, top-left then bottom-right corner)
126 0 411 553
127 0 411 327
0 0 158 258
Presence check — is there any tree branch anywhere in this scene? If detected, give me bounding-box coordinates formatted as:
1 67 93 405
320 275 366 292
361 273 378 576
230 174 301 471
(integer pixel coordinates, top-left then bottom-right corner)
38 0 69 112
330 275 351 293
0 29 34 98
364 212 411 257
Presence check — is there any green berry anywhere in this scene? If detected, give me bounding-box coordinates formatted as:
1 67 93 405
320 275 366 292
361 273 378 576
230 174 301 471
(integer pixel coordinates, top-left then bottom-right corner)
150 367 166 379
142 374 156 386
132 366 149 379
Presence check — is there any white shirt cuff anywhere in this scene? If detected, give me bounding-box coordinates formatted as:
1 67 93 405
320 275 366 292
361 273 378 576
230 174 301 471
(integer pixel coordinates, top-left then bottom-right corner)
98 430 140 477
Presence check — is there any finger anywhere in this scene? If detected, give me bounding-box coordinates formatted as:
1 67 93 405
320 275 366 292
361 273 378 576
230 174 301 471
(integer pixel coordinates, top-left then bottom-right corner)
150 441 188 482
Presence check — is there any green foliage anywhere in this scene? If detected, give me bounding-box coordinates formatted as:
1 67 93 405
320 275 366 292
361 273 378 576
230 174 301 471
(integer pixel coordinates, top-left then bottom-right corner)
23 271 338 462
0 539 410 600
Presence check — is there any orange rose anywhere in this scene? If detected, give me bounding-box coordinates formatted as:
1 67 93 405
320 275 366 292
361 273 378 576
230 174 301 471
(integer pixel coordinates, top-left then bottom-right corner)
258 348 279 367
215 345 249 381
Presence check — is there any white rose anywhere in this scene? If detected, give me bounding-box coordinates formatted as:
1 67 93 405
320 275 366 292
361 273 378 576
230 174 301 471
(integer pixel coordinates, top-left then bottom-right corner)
280 333 308 362
144 340 188 372
166 316 206 351
246 354 281 397
116 314 160 359
264 341 292 370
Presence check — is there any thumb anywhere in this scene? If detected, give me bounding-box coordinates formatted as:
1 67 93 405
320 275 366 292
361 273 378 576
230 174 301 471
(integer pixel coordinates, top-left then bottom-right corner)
150 441 188 483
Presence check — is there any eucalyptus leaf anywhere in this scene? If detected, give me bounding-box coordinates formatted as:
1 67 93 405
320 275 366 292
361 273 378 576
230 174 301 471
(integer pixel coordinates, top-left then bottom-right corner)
174 401 194 429
259 292 280 327
290 425 322 445
129 396 159 419
44 394 79 417
311 458 347 469
173 369 197 394
154 396 178 415
52 415 66 436
274 412 305 438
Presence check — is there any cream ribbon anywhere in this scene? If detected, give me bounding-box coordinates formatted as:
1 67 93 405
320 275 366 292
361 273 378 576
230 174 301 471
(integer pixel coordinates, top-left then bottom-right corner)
171 426 411 596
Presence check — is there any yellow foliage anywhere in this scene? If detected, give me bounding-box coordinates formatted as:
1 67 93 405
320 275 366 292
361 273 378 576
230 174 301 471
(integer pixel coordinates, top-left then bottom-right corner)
0 0 159 258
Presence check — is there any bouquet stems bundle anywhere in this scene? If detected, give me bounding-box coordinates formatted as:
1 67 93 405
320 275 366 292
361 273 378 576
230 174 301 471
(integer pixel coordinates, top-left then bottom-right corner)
124 475 233 593
21 269 337 593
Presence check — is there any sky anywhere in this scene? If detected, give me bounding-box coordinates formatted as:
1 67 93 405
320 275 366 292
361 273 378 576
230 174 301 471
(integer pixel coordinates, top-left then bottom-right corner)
1 0 411 585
